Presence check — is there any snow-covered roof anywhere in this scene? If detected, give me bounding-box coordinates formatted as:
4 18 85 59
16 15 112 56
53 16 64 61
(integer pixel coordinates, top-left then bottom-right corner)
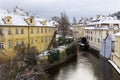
87 15 120 26
0 7 55 27
13 7 28 16
114 32 120 36
85 27 94 29
56 34 61 39
65 36 73 39
0 8 9 14
38 51 49 57
85 15 120 30
94 16 120 24
34 18 44 26
49 20 59 26
70 26 73 30
11 15 27 26
57 46 68 50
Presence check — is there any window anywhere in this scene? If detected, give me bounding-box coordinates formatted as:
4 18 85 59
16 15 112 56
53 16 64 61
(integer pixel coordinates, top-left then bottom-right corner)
51 29 53 33
49 36 51 41
31 39 34 44
45 36 47 42
21 29 24 34
8 28 12 35
0 43 4 49
45 28 47 33
41 36 44 42
114 31 116 34
41 28 43 33
8 41 12 48
21 41 24 45
16 41 19 46
97 24 99 28
0 29 4 35
91 37 92 41
37 28 39 33
16 28 19 34
98 39 100 43
91 31 92 34
95 38 96 42
99 31 100 35
49 28 50 33
31 28 33 33
7 19 10 22
30 19 33 23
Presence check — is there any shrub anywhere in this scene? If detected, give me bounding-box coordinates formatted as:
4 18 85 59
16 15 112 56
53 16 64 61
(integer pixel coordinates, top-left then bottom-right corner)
65 43 77 57
48 49 60 63
57 37 73 46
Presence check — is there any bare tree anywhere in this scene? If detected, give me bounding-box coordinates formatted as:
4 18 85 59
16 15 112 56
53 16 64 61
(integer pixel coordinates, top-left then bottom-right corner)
51 12 70 37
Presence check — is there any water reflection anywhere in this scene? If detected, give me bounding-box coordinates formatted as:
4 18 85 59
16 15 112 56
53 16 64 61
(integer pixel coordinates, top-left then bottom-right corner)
48 52 120 80
99 58 112 80
52 53 98 80
99 57 120 80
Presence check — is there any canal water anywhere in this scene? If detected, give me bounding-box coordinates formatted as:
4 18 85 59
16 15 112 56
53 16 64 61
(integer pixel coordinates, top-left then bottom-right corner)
47 51 120 80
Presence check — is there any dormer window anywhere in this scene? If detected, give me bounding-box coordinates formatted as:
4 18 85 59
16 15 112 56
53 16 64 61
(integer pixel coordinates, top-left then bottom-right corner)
25 17 34 25
40 20 47 25
30 19 33 23
3 16 12 24
7 19 10 22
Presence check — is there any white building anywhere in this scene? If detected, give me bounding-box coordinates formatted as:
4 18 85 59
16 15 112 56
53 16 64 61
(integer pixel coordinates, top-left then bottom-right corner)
85 15 120 51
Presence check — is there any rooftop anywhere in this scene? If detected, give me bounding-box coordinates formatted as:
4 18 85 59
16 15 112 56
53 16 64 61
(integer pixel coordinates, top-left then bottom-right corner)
0 7 58 27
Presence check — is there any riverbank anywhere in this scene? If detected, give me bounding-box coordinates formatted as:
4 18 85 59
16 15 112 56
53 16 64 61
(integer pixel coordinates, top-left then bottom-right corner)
89 47 100 58
39 41 78 71
47 50 106 80
43 53 77 71
89 46 120 78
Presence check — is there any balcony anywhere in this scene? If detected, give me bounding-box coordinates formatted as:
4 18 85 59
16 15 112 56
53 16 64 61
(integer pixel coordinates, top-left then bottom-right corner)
0 34 5 41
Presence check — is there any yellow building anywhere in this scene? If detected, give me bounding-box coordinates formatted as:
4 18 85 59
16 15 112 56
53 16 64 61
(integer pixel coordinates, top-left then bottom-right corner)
73 21 86 40
111 32 120 68
73 24 80 40
0 8 57 59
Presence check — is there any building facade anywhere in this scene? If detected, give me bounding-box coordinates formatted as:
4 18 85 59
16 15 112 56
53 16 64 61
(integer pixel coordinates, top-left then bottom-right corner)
111 32 120 68
0 8 57 58
85 16 120 50
73 20 86 40
73 24 80 40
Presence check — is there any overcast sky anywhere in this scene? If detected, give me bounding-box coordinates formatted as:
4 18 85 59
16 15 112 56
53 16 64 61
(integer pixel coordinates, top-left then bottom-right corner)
0 0 120 21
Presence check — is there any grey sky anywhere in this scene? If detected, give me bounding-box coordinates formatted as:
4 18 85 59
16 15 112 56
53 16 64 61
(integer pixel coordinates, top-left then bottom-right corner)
0 0 120 21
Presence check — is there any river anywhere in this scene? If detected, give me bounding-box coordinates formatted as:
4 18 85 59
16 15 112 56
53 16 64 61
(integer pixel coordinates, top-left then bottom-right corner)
47 51 120 80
